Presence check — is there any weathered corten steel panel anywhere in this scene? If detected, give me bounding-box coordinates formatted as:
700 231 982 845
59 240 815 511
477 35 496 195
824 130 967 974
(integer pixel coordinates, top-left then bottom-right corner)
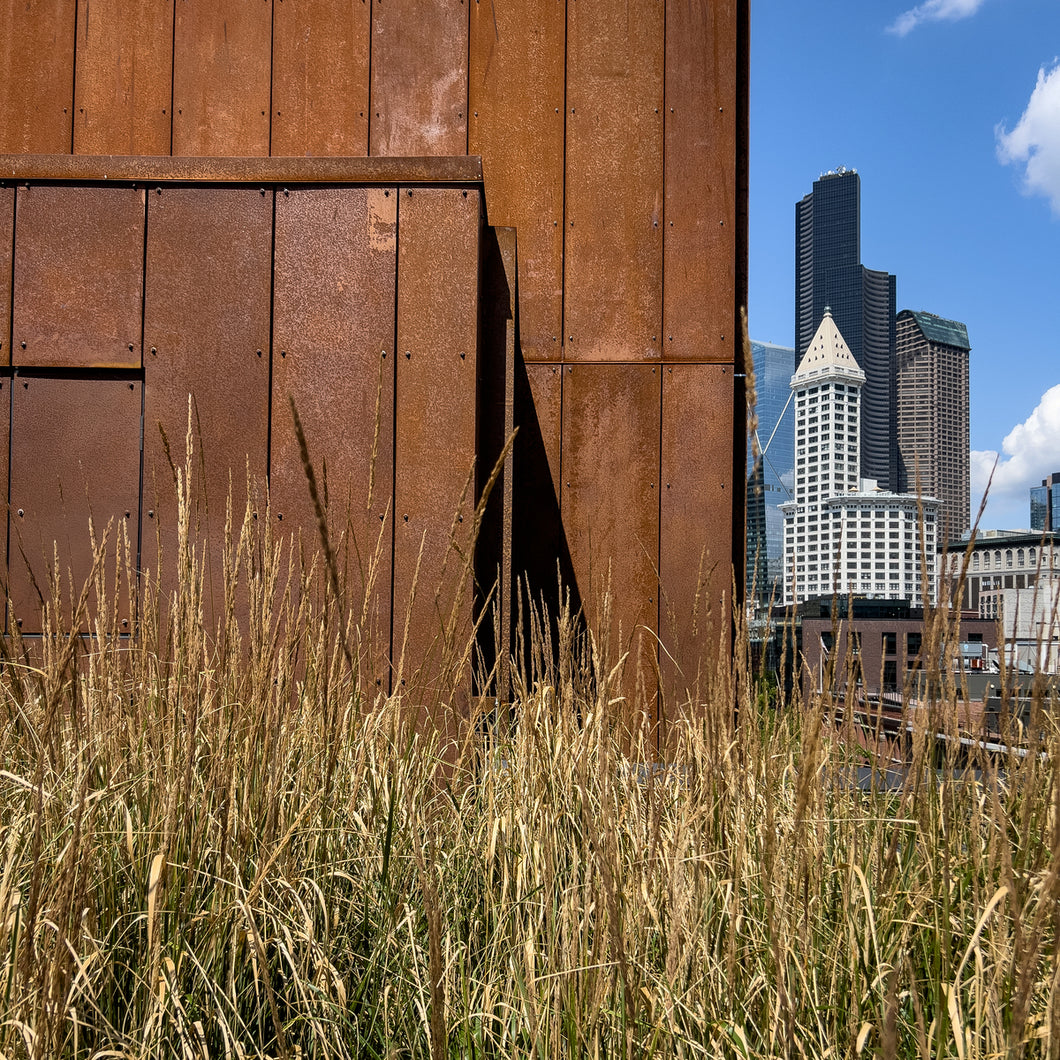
663 0 738 363
0 187 12 365
173 0 272 156
659 364 734 716
8 377 141 634
142 187 272 614
0 154 483 185
369 0 468 157
469 0 564 362
0 0 76 153
272 0 371 156
13 185 144 368
393 187 479 704
271 186 396 691
564 0 664 362
73 0 174 155
561 364 660 727
0 375 9 623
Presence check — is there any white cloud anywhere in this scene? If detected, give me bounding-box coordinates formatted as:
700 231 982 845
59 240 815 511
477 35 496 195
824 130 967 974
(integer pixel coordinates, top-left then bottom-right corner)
997 62 1060 216
888 0 987 36
971 384 1060 528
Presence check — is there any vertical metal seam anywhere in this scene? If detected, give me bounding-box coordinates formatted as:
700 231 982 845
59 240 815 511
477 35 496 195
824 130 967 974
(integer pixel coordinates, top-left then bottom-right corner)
136 185 150 600
388 184 400 693
267 0 275 156
463 0 471 156
265 188 277 484
657 0 667 739
366 0 374 154
69 0 80 153
6 188 18 626
169 0 177 155
559 0 568 359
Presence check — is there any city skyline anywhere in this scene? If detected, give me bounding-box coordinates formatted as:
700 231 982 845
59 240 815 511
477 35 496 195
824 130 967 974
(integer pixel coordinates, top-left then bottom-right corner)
750 0 1060 532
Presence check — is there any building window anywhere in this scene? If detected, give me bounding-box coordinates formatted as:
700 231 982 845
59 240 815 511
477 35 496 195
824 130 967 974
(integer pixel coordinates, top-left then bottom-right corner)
882 632 897 655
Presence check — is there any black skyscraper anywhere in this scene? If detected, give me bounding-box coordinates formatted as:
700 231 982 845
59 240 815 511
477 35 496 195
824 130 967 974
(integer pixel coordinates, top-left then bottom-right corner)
795 169 897 489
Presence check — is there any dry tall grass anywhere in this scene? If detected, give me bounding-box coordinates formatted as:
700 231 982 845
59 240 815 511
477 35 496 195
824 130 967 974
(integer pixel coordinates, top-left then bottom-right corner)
2 450 1060 1059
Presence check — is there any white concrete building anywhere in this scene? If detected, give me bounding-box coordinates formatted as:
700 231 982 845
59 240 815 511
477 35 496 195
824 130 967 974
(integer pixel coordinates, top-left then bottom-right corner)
781 309 938 606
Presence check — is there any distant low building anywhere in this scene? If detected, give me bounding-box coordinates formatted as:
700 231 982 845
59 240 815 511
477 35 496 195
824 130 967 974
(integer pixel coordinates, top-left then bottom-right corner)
798 596 995 697
945 529 1060 615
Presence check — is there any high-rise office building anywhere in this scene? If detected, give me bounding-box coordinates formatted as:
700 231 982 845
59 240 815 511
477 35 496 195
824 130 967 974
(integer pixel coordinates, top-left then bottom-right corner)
746 340 796 605
1031 472 1060 531
895 310 971 543
780 310 937 607
795 168 897 489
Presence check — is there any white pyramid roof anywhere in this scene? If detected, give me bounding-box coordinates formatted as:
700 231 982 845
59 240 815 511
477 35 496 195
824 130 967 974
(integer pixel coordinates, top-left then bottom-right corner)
792 308 865 387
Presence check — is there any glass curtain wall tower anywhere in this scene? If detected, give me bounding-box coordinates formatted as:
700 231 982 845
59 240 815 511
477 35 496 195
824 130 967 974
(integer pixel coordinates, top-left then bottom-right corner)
746 340 796 605
796 169 897 490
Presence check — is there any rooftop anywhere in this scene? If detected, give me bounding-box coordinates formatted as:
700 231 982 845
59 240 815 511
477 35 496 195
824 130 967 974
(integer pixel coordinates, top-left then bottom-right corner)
900 309 971 351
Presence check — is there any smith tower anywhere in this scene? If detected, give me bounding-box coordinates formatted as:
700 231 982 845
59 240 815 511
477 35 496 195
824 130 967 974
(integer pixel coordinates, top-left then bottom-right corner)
796 168 897 490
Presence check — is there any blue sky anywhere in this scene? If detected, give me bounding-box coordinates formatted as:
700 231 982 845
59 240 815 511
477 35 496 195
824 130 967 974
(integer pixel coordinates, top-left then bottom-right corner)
749 0 1060 531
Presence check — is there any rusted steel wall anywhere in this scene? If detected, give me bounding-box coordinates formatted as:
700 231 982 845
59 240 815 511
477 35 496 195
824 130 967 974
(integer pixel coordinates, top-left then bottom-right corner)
0 175 487 690
0 0 748 729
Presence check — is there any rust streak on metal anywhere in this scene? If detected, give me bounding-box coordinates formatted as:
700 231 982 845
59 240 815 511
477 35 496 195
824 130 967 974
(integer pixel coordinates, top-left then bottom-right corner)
370 0 469 157
74 0 173 155
272 0 371 156
12 185 144 368
271 185 397 692
172 0 273 156
0 154 483 184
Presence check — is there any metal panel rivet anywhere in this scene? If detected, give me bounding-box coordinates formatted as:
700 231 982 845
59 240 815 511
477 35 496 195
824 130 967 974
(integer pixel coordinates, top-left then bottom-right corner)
253 512 258 520
380 514 385 521
405 351 411 359
283 188 289 197
129 383 134 390
17 509 23 518
463 190 468 197
256 349 262 357
20 341 25 349
278 513 283 520
261 188 266 196
156 187 162 195
124 511 130 518
281 350 287 358
148 510 154 518
381 350 387 358
407 190 412 197
668 335 673 341
460 352 465 359
652 335 656 341
458 515 463 522
151 347 157 355
128 343 134 351
403 514 409 521
122 619 129 628
16 619 21 628
385 189 389 196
